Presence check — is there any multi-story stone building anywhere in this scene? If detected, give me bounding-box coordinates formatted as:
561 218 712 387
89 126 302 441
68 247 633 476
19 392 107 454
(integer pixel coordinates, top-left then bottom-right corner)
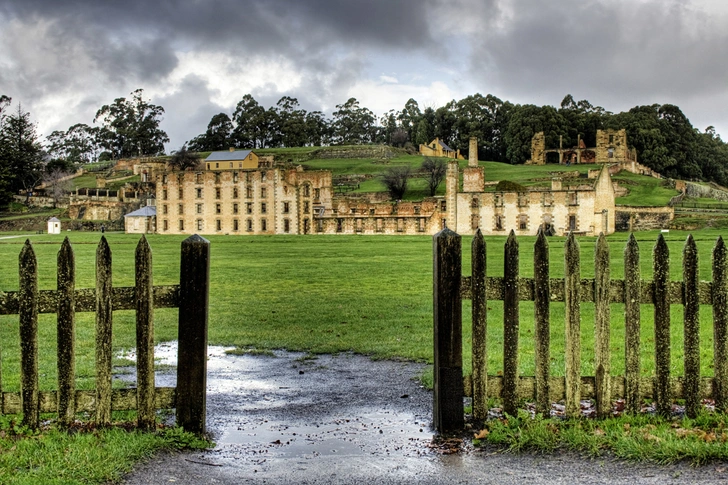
156 160 332 235
153 143 616 237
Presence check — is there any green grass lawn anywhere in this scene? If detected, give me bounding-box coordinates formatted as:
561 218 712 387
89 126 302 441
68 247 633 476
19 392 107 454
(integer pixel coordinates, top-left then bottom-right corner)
614 172 680 206
2 230 728 479
0 229 726 392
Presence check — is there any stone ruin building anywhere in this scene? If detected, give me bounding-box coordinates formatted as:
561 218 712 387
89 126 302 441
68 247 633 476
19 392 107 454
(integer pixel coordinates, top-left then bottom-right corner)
154 138 616 237
527 128 637 166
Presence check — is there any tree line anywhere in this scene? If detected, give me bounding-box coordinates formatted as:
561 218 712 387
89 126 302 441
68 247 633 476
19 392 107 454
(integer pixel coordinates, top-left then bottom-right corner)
2 89 728 210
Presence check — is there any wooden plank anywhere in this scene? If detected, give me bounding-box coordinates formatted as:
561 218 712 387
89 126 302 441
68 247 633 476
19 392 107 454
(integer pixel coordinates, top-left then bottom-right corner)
534 230 550 417
0 285 179 315
432 228 464 433
624 234 641 414
461 376 717 401
653 234 672 417
502 231 519 416
470 230 487 421
135 236 155 430
683 235 700 418
19 240 39 429
564 233 581 418
714 236 728 411
2 387 176 414
177 235 211 435
594 234 611 418
57 237 76 427
95 236 113 425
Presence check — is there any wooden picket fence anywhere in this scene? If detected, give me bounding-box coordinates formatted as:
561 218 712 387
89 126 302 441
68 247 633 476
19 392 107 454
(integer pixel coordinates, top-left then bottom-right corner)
433 228 728 433
0 235 210 433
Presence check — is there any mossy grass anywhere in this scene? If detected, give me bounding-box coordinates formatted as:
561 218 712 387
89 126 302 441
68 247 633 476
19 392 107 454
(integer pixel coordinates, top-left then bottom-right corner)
473 410 728 464
0 414 211 485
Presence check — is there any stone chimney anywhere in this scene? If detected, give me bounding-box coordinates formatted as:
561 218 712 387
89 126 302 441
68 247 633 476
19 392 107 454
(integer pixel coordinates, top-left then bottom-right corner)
469 137 478 167
229 147 235 152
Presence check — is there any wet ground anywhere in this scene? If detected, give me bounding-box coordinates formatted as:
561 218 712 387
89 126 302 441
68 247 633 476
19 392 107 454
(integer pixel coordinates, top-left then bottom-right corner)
119 346 728 484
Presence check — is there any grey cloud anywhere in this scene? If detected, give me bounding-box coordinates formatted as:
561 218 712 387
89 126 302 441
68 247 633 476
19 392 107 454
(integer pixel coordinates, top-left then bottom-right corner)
469 0 728 104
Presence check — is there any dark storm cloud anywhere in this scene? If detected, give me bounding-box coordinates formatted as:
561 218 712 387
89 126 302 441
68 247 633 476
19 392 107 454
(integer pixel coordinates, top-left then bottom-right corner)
470 0 728 104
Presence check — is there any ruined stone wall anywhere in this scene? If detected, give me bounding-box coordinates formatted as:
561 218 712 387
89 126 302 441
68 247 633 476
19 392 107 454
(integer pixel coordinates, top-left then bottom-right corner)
463 167 485 193
316 198 443 235
315 146 398 159
453 187 601 236
527 132 546 165
68 200 138 221
615 207 674 231
685 182 728 201
595 129 634 164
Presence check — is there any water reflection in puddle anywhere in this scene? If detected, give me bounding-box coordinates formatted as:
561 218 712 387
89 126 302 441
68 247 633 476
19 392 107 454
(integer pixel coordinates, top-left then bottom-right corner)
219 411 433 459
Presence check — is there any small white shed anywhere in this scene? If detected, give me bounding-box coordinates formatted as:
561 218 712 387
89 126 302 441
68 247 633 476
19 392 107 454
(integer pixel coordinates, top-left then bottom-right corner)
124 206 157 234
47 217 61 234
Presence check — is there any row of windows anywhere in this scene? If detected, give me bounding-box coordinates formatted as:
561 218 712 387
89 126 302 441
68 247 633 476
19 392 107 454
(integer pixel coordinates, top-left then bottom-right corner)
161 186 319 200
162 201 311 216
162 171 265 185
160 218 295 233
481 214 577 231
477 193 577 208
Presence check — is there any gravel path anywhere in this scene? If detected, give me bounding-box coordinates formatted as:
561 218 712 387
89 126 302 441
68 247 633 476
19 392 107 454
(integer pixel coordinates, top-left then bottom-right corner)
119 347 727 484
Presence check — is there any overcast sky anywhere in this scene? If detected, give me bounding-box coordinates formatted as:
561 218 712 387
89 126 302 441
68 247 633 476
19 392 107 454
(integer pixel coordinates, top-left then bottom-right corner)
2 0 727 151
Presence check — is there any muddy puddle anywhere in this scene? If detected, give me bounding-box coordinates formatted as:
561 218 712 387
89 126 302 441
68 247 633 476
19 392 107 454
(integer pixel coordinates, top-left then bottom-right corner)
119 344 727 485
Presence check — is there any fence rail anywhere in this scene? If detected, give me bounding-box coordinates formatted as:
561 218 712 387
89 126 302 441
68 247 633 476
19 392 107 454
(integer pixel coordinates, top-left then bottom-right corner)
0 235 210 433
433 228 728 432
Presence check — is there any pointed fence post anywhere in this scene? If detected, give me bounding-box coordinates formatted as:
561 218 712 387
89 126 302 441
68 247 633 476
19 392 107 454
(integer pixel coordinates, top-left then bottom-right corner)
177 235 210 434
57 238 76 427
433 228 463 433
683 235 700 418
653 234 672 417
502 231 519 416
534 230 550 417
714 237 728 411
471 230 488 421
136 236 155 430
564 233 581 418
95 236 113 425
624 234 641 414
594 234 611 418
19 240 39 429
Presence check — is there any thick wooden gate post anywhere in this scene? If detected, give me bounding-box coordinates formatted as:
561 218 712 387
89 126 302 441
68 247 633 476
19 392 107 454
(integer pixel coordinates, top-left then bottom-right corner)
433 228 463 433
177 235 210 434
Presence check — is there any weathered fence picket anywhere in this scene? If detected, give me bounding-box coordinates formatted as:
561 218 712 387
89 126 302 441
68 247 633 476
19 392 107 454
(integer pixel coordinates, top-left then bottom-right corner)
653 235 671 417
714 237 728 411
19 241 39 429
683 235 700 418
135 236 155 430
432 228 464 433
502 231 519 416
624 234 641 414
471 230 487 421
176 234 211 435
95 236 113 425
533 230 550 417
57 238 76 427
434 230 728 431
0 235 210 434
564 233 581 418
594 234 611 418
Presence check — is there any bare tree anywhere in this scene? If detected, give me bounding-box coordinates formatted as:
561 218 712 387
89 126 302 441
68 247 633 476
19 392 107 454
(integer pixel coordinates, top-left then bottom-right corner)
421 157 446 196
42 168 74 208
382 166 411 200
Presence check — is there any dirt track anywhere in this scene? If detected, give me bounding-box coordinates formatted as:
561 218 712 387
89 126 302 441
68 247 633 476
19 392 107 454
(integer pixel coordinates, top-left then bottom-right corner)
119 347 727 484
